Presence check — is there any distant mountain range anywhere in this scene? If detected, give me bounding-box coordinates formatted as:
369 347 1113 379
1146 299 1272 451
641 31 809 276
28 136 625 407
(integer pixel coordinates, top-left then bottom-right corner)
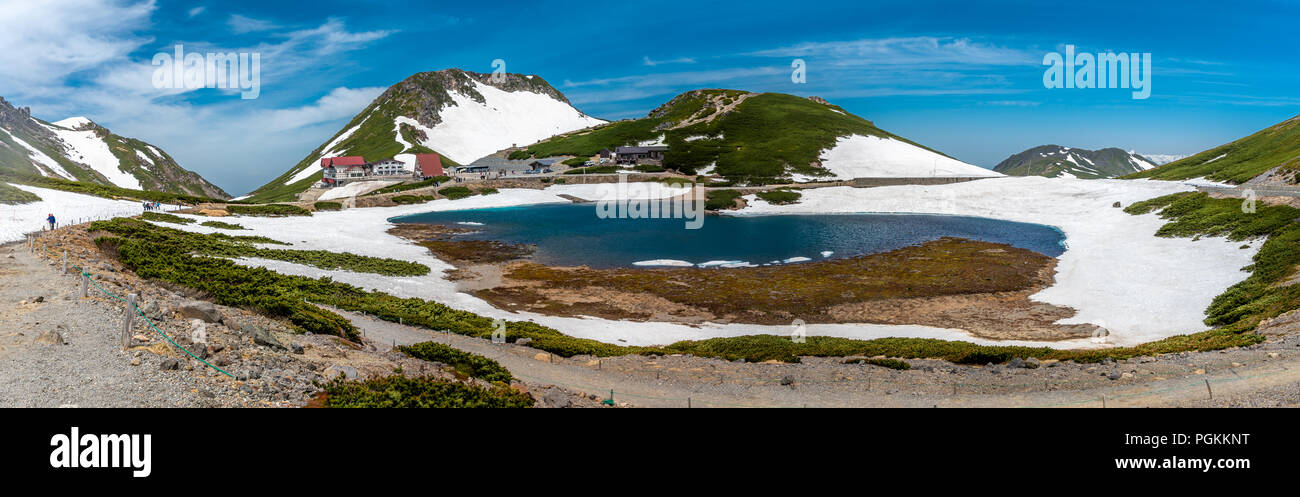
993 145 1157 179
1127 114 1300 185
243 68 605 202
0 96 228 199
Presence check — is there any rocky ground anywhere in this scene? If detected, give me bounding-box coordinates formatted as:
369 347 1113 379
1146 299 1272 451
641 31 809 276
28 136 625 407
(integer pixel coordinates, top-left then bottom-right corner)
0 227 600 408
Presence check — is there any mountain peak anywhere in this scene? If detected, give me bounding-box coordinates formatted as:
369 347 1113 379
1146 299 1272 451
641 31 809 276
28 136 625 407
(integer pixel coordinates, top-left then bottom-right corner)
53 116 95 129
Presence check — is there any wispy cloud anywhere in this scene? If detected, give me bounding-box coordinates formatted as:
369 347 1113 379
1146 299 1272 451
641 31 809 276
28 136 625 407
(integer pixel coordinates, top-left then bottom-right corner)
643 55 696 66
227 14 280 34
747 36 1036 66
187 6 205 18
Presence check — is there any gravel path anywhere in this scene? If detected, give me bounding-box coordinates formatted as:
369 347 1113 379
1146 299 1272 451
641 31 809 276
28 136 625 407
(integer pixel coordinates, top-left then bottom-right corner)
332 304 1300 408
0 242 211 407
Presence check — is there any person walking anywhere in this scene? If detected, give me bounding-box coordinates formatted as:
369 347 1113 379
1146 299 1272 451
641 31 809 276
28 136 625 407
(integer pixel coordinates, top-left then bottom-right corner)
46 213 56 231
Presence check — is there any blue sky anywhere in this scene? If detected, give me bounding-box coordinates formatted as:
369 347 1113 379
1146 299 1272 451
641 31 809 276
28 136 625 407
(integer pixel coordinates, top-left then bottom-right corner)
3 0 1299 195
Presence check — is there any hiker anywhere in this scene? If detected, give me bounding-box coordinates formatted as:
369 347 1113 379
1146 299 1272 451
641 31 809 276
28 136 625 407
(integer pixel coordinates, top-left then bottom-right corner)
46 213 56 230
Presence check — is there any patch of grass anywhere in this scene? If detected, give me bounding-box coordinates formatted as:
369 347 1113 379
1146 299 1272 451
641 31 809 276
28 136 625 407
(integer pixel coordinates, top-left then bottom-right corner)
437 186 474 200
398 341 514 383
755 189 801 205
322 375 533 408
0 182 41 205
705 189 741 210
227 204 311 217
392 195 436 205
141 212 194 224
200 220 245 230
313 201 342 211
843 357 911 370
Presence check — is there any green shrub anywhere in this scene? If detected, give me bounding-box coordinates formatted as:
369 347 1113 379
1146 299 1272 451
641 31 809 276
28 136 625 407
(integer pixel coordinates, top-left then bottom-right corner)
323 375 534 408
844 357 912 370
705 189 742 210
313 201 342 211
199 220 245 230
228 204 310 217
364 177 452 196
398 342 514 383
392 195 436 204
437 186 474 200
755 189 801 205
141 212 194 224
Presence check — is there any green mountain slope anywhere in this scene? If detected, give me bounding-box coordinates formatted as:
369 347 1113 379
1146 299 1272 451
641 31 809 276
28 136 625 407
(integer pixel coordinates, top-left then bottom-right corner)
515 89 962 181
994 145 1157 179
1126 115 1300 184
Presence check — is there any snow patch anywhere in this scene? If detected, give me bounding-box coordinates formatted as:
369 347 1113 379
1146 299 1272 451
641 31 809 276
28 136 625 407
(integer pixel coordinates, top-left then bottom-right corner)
819 135 1002 179
42 123 141 189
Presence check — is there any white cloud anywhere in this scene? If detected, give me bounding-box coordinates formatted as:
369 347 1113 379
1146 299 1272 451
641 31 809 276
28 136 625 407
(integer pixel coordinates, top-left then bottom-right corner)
261 86 385 131
187 6 205 18
643 55 696 67
749 36 1035 67
0 0 155 90
227 14 279 34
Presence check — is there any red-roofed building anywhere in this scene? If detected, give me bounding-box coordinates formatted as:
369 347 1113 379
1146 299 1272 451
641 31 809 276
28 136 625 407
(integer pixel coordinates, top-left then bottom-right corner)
319 156 369 186
414 153 444 179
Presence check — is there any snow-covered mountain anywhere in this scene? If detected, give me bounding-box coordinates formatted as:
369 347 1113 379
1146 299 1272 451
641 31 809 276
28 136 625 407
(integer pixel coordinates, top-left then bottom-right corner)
993 145 1158 179
245 69 604 202
1140 153 1188 166
0 96 228 199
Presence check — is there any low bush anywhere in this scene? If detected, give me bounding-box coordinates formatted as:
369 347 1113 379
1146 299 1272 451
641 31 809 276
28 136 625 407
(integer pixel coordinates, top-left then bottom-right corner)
200 220 245 230
313 201 342 211
228 204 310 217
437 186 474 200
392 195 436 204
141 212 194 224
755 189 801 205
322 375 534 408
398 341 514 383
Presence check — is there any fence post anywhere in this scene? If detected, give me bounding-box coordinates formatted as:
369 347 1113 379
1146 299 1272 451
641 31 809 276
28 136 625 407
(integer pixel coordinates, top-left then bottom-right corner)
80 273 88 298
121 293 137 349
62 251 67 274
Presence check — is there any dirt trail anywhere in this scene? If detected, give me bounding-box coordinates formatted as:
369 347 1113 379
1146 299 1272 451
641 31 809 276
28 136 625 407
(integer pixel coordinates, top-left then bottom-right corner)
330 305 1300 408
0 242 209 407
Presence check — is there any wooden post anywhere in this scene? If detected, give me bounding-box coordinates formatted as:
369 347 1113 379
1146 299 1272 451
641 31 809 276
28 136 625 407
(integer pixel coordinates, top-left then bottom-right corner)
1205 379 1213 400
80 273 88 298
61 251 67 274
122 293 137 349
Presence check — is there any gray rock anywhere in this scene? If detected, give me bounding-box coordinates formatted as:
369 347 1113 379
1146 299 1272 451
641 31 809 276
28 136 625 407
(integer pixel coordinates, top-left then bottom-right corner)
250 327 286 350
323 364 358 380
543 388 571 408
159 358 180 370
177 301 221 323
291 343 304 355
1112 201 1122 208
514 337 533 347
780 375 795 386
35 330 64 345
140 301 162 321
1024 357 1041 369
1108 371 1122 381
1008 358 1025 369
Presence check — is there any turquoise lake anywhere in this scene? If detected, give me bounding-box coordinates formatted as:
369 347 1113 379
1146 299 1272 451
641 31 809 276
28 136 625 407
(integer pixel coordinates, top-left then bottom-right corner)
391 203 1067 269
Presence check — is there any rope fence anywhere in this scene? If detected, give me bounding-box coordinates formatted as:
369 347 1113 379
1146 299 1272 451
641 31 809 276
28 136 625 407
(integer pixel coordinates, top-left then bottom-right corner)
26 231 233 378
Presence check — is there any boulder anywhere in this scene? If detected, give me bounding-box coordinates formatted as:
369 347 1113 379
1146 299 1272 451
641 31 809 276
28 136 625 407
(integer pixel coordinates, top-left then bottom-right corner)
35 330 64 345
159 358 180 370
178 301 221 323
1024 357 1042 369
250 327 286 350
323 364 358 380
543 388 571 408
